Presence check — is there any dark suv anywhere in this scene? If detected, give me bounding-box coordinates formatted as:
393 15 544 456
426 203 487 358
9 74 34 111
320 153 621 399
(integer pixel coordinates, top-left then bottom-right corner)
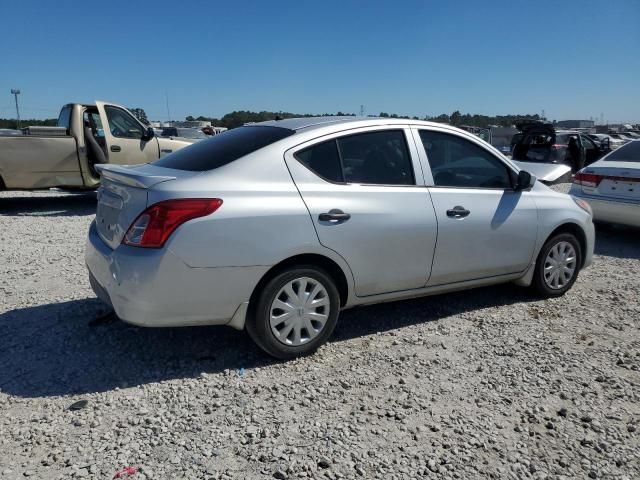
511 123 608 172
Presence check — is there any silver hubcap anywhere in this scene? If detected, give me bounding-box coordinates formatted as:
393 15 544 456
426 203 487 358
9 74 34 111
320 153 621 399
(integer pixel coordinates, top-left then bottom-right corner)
269 277 330 346
544 241 577 290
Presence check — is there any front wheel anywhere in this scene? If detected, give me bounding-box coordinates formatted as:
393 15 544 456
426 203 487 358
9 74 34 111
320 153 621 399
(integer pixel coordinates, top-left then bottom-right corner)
246 266 340 359
531 233 582 297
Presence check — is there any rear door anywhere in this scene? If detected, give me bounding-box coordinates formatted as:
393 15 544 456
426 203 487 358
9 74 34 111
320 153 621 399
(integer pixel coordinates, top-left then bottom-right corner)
285 126 438 297
96 101 160 165
414 127 538 285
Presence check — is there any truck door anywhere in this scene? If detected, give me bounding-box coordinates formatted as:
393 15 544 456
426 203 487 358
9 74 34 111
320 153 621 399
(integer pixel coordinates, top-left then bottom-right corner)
95 101 160 165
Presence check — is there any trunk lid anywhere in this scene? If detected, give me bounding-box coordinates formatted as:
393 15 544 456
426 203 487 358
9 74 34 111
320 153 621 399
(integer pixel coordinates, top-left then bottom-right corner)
579 161 640 201
95 163 196 249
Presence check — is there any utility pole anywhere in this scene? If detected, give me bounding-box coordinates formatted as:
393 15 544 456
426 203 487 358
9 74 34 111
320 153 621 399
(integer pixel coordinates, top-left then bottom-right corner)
11 89 21 129
360 105 364 116
165 90 172 125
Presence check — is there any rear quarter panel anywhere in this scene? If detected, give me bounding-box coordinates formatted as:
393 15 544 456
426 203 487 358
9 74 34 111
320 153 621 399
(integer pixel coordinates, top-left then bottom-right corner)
148 144 352 274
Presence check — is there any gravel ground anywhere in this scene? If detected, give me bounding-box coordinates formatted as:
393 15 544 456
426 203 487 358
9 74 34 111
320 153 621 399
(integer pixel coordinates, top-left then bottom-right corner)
1 188 638 480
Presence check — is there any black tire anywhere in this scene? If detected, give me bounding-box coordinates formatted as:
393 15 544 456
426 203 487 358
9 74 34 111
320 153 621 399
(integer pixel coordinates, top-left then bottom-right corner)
531 233 582 297
246 266 340 359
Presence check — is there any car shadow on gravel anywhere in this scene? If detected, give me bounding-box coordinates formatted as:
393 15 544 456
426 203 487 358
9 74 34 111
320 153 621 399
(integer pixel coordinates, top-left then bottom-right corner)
594 223 640 260
0 191 96 217
0 283 536 399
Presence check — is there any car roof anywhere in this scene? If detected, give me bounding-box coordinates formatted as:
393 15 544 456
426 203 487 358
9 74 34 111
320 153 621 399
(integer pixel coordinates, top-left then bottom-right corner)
251 116 462 133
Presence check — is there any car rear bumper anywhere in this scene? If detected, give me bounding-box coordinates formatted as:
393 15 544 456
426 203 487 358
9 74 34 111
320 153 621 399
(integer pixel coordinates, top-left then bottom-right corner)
571 190 640 228
85 220 268 328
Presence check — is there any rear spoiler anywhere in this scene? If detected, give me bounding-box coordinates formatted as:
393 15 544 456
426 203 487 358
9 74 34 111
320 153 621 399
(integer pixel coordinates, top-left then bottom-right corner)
95 164 177 189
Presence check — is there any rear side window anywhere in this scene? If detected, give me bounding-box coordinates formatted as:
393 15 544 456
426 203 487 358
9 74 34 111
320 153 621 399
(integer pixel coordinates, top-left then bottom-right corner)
605 141 640 162
295 130 415 186
296 139 343 182
339 131 414 185
153 126 294 171
419 130 512 189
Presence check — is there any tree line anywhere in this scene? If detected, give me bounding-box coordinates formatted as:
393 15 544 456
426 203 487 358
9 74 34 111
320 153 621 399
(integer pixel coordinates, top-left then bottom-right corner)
0 110 545 131
0 118 57 129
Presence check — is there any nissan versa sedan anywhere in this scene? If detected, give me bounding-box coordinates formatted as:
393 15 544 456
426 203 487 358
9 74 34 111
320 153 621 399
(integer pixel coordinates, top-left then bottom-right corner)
85 117 595 359
570 140 640 227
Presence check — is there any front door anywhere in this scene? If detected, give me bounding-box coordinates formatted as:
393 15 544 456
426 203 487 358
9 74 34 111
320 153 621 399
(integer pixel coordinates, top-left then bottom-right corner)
96 101 159 165
285 127 438 297
580 135 602 166
415 128 538 286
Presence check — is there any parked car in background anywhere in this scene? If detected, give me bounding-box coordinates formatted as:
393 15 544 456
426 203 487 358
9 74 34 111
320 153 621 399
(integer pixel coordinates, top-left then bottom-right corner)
570 140 640 227
0 128 23 136
588 133 624 150
86 117 594 359
609 133 634 144
202 126 228 136
0 102 195 191
161 127 208 141
511 123 609 183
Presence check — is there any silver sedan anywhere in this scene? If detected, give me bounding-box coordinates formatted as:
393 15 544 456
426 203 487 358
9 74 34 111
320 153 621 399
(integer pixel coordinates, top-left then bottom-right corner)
85 117 595 358
570 140 640 227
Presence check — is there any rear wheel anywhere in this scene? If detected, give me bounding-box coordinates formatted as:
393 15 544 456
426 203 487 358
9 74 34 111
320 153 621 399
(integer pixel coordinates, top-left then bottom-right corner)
532 233 582 297
246 266 340 359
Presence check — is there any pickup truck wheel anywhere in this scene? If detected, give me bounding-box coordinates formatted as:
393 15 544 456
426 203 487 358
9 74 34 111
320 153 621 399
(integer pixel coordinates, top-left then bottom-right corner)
532 233 582 297
246 266 340 359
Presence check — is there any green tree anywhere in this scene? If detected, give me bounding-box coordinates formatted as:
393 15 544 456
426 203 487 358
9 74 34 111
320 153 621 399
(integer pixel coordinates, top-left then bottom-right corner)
129 108 149 125
450 110 462 125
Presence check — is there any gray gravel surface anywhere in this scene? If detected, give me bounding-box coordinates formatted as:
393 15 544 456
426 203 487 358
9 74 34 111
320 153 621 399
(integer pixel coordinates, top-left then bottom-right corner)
1 188 639 480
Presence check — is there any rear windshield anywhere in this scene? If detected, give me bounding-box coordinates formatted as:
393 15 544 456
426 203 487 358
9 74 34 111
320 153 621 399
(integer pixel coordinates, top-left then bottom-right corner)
57 105 72 130
605 141 640 162
152 125 294 171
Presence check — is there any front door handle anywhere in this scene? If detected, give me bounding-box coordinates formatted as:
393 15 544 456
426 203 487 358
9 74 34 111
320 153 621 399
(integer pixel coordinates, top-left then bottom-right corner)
110 145 121 152
319 209 351 222
446 206 470 218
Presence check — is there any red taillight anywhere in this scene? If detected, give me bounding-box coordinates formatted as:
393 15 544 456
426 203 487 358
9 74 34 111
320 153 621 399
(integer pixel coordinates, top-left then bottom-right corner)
123 198 223 248
550 144 566 150
573 172 603 188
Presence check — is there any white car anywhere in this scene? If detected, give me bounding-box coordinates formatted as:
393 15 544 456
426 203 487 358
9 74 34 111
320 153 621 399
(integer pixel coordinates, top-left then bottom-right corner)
570 140 640 227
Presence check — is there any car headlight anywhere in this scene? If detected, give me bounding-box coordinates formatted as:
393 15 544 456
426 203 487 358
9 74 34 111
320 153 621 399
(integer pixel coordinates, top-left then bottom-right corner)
571 196 593 216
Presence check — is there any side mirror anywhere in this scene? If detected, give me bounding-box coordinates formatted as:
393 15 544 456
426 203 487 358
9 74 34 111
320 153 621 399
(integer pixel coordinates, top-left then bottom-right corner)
515 170 536 191
140 127 155 141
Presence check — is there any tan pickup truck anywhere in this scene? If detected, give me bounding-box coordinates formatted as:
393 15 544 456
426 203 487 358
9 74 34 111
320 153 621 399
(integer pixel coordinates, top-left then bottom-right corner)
0 101 194 190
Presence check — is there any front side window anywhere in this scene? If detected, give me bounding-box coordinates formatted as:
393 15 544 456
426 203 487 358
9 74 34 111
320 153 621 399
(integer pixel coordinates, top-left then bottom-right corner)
105 106 143 139
419 130 512 189
580 135 597 151
295 130 415 186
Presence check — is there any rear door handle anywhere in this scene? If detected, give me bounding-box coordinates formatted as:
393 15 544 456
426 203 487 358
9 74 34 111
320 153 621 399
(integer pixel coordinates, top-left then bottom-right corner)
319 209 351 222
110 145 121 152
446 206 470 218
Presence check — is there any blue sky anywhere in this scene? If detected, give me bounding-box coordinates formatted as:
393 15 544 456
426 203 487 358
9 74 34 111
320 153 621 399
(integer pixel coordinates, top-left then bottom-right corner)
1 0 638 123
